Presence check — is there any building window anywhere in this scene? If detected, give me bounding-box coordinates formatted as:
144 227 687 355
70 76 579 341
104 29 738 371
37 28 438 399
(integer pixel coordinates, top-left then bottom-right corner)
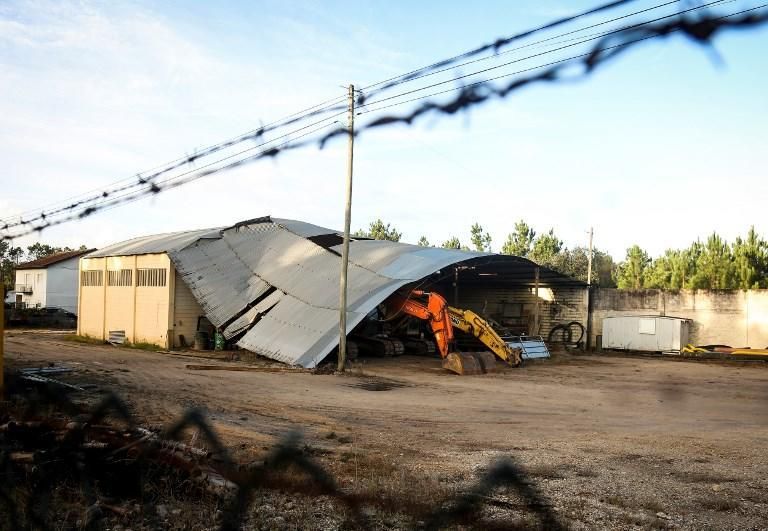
81 270 103 287
137 268 167 287
107 269 133 287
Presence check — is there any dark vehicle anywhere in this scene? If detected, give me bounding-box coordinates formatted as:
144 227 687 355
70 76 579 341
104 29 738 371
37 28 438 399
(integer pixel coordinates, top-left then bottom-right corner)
4 304 77 329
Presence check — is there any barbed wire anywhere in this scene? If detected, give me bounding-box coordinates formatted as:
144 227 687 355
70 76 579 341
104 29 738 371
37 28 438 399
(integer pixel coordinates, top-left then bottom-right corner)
358 0 637 96
355 0 732 113
318 5 768 143
0 92 350 229
358 0 718 103
0 371 565 530
0 1 655 239
0 119 341 240
0 105 348 233
2 2 766 242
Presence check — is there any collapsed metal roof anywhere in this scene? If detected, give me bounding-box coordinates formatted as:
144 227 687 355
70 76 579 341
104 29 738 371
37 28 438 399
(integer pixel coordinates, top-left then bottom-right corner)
87 228 222 258
168 217 485 367
89 216 582 368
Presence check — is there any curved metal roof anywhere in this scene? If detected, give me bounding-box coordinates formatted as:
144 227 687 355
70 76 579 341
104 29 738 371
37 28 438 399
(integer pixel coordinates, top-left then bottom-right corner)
169 217 484 367
89 216 581 367
87 228 222 258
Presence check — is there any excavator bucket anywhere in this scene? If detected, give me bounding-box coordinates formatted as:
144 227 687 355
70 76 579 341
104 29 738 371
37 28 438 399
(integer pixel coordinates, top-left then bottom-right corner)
442 352 497 375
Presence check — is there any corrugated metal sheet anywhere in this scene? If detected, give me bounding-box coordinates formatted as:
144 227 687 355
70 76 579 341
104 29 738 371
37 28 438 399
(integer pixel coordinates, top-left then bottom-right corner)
222 289 284 339
88 228 222 258
504 336 551 360
272 217 341 239
237 294 365 366
92 216 579 368
172 237 270 328
166 218 489 367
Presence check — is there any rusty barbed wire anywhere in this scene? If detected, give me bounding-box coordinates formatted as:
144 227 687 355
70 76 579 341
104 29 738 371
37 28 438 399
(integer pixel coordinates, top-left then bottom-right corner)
1 2 766 242
0 108 347 233
354 0 733 113
1 1 641 236
321 5 768 143
0 120 341 240
0 371 564 530
358 0 637 97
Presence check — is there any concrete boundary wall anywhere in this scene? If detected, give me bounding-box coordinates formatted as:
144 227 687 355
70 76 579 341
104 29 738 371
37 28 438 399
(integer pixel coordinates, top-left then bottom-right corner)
590 288 768 349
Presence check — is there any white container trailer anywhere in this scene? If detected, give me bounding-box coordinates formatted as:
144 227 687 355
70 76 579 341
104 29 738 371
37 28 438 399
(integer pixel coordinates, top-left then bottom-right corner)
602 315 691 353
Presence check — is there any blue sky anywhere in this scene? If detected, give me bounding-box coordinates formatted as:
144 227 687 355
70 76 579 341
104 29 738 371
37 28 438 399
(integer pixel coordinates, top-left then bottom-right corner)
1 0 766 259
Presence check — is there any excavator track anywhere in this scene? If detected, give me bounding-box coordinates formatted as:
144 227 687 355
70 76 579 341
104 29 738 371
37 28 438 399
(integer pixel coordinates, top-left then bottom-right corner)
351 336 403 357
400 337 437 356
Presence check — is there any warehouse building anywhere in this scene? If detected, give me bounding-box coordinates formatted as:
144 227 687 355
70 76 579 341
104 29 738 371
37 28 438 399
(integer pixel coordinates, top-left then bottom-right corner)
78 217 586 365
77 229 216 348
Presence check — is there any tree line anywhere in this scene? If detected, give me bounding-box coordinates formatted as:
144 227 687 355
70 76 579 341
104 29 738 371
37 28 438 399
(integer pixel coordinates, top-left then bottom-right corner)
354 219 768 290
1 242 88 294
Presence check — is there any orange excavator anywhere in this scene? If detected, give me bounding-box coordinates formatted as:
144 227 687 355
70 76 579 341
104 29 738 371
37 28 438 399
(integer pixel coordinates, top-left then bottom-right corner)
384 290 522 375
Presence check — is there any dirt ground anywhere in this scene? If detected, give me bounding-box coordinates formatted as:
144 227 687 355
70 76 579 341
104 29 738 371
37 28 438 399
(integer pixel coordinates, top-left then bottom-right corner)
3 330 768 530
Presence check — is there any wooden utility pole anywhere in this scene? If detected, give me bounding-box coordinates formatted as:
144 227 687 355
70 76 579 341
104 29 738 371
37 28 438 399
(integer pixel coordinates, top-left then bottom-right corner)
587 227 594 286
337 84 355 372
0 293 4 396
533 266 540 335
586 227 594 350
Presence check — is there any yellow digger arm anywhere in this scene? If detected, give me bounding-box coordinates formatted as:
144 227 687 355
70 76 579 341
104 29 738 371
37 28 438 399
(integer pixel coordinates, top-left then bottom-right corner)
447 307 522 366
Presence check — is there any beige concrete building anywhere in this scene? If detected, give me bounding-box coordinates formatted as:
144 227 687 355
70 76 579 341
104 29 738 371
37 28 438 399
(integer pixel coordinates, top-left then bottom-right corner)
77 230 214 348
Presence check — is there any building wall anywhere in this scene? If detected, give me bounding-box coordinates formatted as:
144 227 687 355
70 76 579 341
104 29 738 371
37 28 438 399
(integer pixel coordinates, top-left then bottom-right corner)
172 270 204 348
439 283 588 340
14 268 47 308
78 256 105 338
134 254 172 346
46 257 81 313
78 253 176 348
591 288 768 348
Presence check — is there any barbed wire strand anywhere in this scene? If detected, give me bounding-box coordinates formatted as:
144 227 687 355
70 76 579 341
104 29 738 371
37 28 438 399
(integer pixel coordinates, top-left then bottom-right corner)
357 0 731 111
2 4 766 242
1 120 341 240
317 5 768 145
0 0 731 235
359 0 637 94
361 0 705 101
1 373 566 530
0 0 644 231
0 103 349 232
0 93 348 227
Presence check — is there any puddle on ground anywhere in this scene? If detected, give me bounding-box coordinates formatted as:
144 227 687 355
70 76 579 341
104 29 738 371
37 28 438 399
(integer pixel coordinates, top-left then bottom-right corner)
347 377 409 392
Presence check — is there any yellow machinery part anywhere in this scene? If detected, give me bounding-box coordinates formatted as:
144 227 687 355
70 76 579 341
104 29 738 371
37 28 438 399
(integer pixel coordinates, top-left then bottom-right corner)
729 349 768 357
442 352 497 375
447 307 522 366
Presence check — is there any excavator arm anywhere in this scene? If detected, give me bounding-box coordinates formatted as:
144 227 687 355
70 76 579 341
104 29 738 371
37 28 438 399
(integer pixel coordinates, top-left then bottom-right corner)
386 290 455 358
384 290 522 374
448 307 522 367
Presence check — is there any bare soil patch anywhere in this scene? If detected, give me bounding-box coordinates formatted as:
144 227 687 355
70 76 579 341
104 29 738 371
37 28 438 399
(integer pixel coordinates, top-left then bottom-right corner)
3 330 768 529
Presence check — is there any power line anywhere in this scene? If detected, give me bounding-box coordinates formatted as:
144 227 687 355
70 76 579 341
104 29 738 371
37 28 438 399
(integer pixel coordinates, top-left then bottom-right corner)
0 1 689 232
0 97 348 228
358 0 730 111
314 3 768 146
360 0 638 94
2 119 342 240
362 0 689 100
2 2 766 241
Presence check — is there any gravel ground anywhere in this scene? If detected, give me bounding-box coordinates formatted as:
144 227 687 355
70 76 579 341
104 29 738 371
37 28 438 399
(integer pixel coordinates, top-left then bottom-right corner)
3 330 767 529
